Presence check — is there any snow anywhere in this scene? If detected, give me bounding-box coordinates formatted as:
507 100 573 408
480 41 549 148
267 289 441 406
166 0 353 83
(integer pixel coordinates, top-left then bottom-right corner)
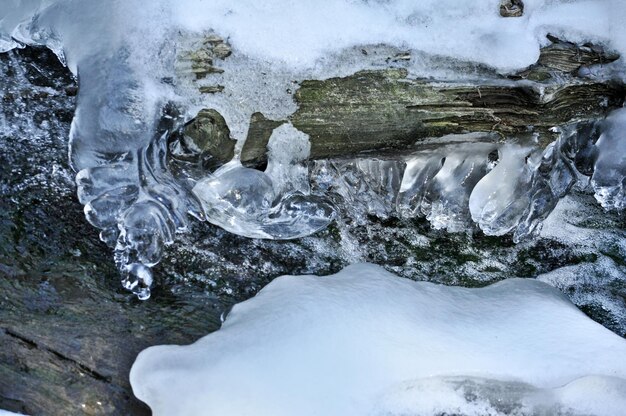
171 0 619 72
131 263 626 416
0 410 27 416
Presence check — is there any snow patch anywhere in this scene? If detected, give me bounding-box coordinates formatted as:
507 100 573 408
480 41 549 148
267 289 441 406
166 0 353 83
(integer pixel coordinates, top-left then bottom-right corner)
131 264 626 416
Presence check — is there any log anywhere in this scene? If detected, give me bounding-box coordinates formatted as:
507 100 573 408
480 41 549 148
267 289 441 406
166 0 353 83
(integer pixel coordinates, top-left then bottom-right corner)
177 36 624 167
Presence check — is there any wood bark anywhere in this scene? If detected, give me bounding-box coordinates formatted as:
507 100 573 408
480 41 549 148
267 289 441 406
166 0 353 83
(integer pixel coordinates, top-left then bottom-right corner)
179 36 624 167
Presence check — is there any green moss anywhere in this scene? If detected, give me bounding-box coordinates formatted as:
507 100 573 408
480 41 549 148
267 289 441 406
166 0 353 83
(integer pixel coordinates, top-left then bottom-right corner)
514 240 598 277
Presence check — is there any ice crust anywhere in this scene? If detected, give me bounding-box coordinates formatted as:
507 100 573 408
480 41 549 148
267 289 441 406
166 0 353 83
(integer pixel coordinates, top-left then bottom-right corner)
2 0 626 296
131 263 626 416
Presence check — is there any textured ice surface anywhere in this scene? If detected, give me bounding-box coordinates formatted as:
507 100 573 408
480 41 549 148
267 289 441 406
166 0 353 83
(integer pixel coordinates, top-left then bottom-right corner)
469 144 536 236
192 124 335 239
592 108 626 210
310 126 594 241
131 264 626 416
2 0 626 297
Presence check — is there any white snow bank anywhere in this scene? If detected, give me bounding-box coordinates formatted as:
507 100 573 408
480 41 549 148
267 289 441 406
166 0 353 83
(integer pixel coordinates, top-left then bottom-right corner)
171 0 621 72
3 0 625 90
0 410 27 416
131 264 626 416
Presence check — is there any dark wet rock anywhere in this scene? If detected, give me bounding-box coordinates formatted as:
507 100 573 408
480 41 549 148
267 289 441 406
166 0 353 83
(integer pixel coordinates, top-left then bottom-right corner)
171 108 235 167
500 0 524 17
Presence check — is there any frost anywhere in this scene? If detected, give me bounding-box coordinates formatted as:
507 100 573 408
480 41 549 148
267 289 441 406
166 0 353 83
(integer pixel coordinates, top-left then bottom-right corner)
131 264 626 416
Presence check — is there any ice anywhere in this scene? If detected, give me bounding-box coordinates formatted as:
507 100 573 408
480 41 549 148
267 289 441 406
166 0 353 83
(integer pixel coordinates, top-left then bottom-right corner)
377 376 626 416
469 144 536 236
420 144 496 232
310 121 619 240
312 158 406 222
0 0 42 52
310 138 502 229
131 264 626 416
2 0 625 296
264 123 311 197
592 107 626 210
192 124 335 239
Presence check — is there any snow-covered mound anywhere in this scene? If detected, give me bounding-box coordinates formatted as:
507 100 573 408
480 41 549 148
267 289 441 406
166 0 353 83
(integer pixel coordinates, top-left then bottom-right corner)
131 264 626 416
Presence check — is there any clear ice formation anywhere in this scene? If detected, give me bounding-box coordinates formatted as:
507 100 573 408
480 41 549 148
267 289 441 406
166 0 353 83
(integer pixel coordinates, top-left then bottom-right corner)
592 108 626 210
1 0 625 297
311 123 603 242
192 124 335 239
131 264 626 416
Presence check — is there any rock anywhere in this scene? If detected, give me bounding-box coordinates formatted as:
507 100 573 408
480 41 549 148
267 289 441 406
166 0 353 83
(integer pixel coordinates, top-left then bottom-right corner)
240 112 286 165
171 108 235 167
500 0 524 17
198 85 224 94
180 35 232 79
212 43 232 60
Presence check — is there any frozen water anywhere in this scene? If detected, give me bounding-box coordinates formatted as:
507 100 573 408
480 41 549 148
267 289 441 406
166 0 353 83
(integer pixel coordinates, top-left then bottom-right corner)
193 125 335 239
310 126 601 241
131 263 626 416
592 108 626 210
2 0 625 296
469 144 536 236
421 144 495 232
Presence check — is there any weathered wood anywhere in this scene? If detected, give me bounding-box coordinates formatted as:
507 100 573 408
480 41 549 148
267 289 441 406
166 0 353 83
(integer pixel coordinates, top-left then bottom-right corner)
516 35 620 79
288 70 623 159
179 37 624 167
